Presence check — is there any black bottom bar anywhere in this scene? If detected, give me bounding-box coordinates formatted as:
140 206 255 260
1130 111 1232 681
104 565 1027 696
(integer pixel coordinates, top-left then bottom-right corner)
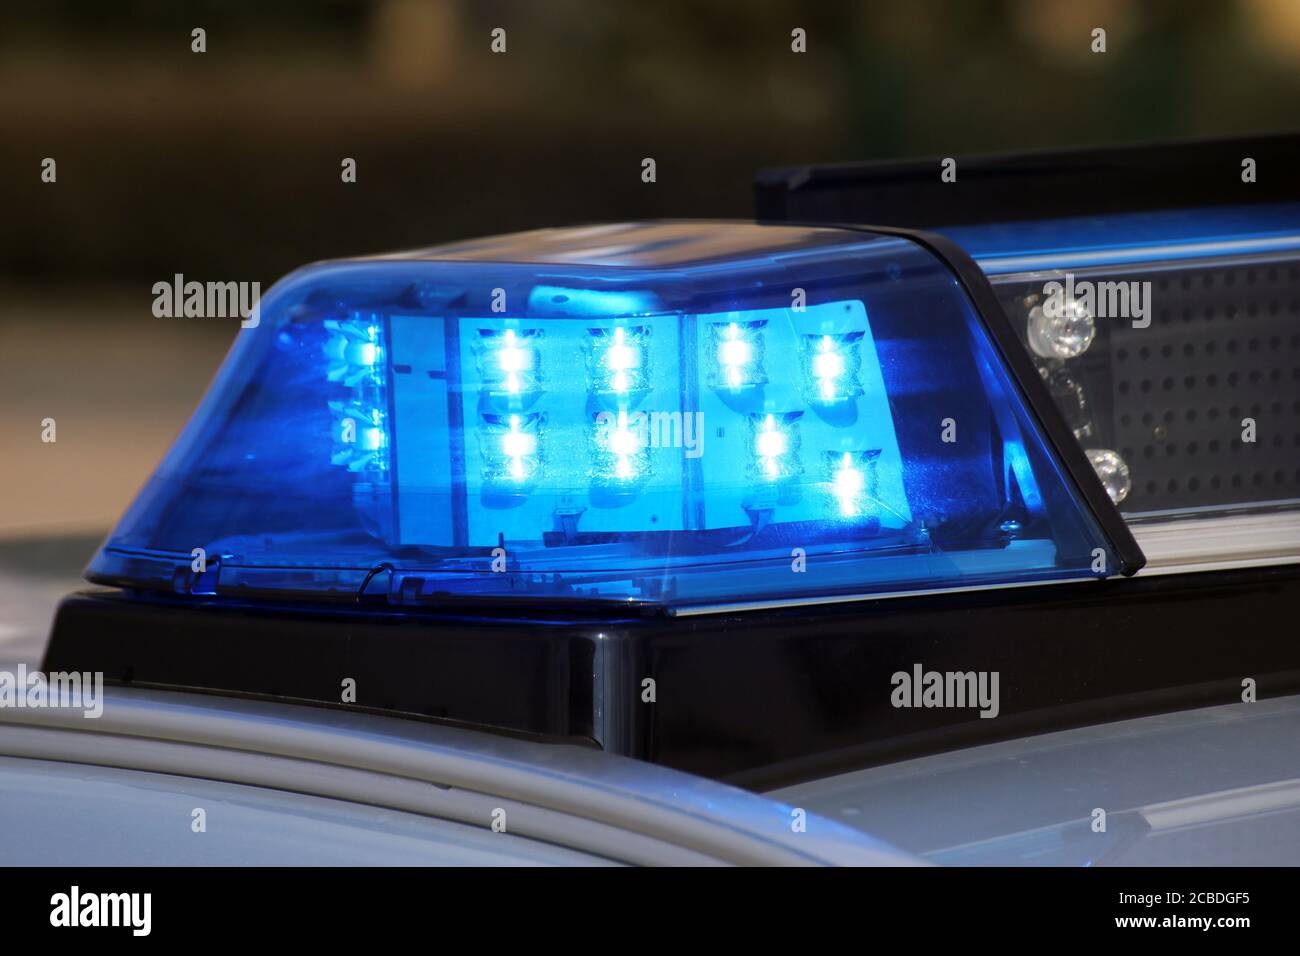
44 565 1300 787
3 865 1288 933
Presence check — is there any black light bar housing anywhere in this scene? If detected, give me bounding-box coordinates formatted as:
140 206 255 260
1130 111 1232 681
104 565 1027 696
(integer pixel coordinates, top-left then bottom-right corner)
755 132 1300 227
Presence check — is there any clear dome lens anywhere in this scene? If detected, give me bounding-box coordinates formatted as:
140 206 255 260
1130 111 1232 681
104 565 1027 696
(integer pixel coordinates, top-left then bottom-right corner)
1085 448 1131 504
1028 298 1095 359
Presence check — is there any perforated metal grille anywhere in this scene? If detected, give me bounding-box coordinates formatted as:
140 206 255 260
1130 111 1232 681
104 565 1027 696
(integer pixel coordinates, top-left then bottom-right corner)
991 255 1300 516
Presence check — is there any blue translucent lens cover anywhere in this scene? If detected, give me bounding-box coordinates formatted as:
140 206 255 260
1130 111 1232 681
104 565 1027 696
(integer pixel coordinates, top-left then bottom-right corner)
90 222 1121 612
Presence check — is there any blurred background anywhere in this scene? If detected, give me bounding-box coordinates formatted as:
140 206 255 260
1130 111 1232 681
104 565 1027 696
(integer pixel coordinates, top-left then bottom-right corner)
2 0 1299 663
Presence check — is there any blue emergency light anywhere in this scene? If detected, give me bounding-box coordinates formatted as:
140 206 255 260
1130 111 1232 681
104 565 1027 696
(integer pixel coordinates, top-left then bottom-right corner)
87 222 1139 612
49 139 1294 783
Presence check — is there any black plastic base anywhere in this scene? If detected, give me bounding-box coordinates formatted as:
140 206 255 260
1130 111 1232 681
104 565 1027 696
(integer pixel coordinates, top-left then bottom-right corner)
45 565 1300 788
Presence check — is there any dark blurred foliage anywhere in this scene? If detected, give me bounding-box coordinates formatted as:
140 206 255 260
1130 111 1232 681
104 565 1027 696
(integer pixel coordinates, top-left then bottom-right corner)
2 0 1299 285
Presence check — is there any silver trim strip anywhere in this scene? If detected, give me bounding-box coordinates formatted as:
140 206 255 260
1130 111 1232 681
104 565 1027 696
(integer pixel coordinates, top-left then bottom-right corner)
1141 778 1300 831
1131 510 1300 576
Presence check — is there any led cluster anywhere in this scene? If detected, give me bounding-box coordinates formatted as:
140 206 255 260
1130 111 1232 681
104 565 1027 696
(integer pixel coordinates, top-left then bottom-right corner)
747 412 804 482
588 325 653 488
586 325 650 396
708 319 768 391
324 314 388 476
825 449 881 518
338 306 885 516
480 412 543 486
474 327 545 488
799 332 866 405
591 409 652 486
474 328 543 399
712 320 877 517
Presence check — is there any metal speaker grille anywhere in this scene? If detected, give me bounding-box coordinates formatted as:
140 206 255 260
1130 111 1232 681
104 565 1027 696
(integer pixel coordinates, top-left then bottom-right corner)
991 256 1300 516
